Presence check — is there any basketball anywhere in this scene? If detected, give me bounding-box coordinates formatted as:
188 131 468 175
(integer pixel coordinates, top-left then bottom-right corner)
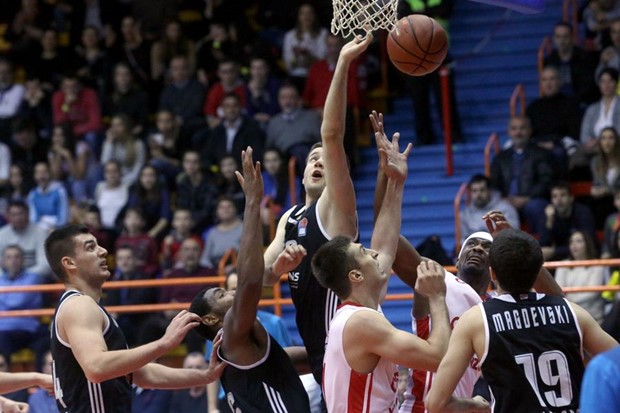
387 15 448 76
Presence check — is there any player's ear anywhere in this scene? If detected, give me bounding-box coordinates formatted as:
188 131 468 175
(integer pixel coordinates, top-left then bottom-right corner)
202 313 220 326
489 267 497 283
348 269 363 283
61 256 76 272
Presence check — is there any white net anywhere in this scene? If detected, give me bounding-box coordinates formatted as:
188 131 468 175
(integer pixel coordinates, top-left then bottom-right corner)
331 0 398 38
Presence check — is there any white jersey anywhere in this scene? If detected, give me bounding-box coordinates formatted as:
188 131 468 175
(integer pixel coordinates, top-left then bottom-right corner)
400 270 483 413
323 303 399 413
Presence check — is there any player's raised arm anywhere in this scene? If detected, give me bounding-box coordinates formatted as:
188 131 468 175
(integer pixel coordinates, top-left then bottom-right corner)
371 121 412 273
370 110 423 288
317 35 372 238
223 147 265 346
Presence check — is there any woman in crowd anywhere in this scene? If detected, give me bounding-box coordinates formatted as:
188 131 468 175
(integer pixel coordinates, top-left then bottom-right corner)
75 25 110 95
94 160 129 231
591 127 620 227
100 114 146 186
151 20 195 82
104 62 148 135
199 196 242 270
555 230 607 323
126 165 171 241
147 110 182 187
581 68 620 154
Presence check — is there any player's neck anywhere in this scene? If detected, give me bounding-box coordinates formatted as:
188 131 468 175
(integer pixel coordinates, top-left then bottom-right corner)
64 280 103 302
342 292 379 310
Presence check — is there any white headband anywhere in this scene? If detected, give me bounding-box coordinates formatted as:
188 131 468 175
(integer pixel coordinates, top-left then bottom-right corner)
458 231 493 260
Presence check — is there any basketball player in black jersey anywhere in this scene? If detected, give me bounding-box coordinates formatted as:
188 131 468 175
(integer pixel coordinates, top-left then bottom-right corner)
426 229 619 413
262 34 372 389
189 147 311 412
45 226 226 413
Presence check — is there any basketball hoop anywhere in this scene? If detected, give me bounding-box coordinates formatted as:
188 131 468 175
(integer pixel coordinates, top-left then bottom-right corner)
331 0 399 38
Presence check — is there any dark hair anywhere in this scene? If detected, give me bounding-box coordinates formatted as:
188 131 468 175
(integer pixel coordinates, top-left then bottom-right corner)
7 199 28 213
12 117 36 134
599 67 620 84
222 91 241 103
550 181 571 194
554 21 573 34
189 287 218 340
305 142 323 164
569 230 598 260
489 229 543 293
468 174 491 188
45 225 90 281
311 236 358 299
2 244 24 256
115 244 135 256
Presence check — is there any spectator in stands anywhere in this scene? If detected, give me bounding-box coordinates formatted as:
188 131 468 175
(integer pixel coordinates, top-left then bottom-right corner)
201 92 264 170
591 127 620 228
526 65 582 173
195 22 238 87
0 58 25 142
100 114 146 186
266 83 321 171
17 77 52 140
460 174 520 243
116 16 152 88
245 56 281 128
26 161 69 231
151 20 195 82
100 245 158 347
200 196 242 270
104 62 148 136
9 118 49 187
303 33 361 166
159 55 206 139
6 0 48 61
0 200 51 278
581 68 620 154
544 22 599 106
203 60 246 129
0 245 44 366
176 151 218 233
48 124 97 202
80 204 115 253
583 0 620 46
260 149 301 236
141 237 216 353
601 189 620 258
51 73 102 153
0 165 31 219
28 350 56 413
282 3 328 91
147 110 182 186
27 29 73 90
555 230 606 322
75 25 111 96
132 0 178 42
540 181 597 261
596 19 620 78
167 352 209 413
213 156 244 213
94 160 130 231
126 165 171 241
161 208 200 273
490 115 553 237
115 207 160 277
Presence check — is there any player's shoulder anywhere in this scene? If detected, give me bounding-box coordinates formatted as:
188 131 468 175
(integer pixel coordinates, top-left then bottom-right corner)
444 270 482 302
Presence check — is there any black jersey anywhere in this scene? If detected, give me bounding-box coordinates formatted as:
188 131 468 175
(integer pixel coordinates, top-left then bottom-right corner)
218 333 311 413
51 290 132 413
284 203 340 383
479 293 584 413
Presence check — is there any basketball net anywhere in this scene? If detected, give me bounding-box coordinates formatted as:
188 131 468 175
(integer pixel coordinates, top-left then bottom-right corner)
331 0 398 38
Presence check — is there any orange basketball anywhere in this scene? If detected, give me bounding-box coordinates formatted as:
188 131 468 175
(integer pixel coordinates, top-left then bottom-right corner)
387 14 448 76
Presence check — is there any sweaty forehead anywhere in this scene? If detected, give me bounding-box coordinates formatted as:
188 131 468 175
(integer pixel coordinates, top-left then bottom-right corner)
465 237 492 250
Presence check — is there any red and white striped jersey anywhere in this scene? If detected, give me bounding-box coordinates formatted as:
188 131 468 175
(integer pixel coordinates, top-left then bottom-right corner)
323 303 399 413
399 270 483 413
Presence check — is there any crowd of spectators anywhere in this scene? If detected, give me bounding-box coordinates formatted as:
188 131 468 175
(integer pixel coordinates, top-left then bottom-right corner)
0 0 370 383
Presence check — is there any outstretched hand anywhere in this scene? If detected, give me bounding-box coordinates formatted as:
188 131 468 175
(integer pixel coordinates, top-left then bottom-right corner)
272 244 307 276
483 210 512 237
235 147 263 203
161 310 202 351
340 33 373 62
374 120 412 183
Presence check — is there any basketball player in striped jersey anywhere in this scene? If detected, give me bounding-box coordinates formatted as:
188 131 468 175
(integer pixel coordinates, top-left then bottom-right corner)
312 129 453 412
426 229 618 413
45 225 226 413
369 110 563 413
262 34 372 390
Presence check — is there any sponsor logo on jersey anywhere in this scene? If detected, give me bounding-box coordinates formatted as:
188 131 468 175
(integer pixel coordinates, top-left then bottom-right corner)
298 218 308 237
